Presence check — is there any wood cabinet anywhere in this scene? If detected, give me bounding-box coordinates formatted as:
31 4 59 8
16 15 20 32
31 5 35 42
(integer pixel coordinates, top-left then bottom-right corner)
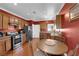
56 15 62 29
3 14 9 30
40 22 47 32
21 20 24 29
0 40 5 55
0 14 3 29
0 12 29 30
5 37 11 52
56 15 64 29
0 36 11 55
18 19 22 29
40 32 51 39
22 33 27 45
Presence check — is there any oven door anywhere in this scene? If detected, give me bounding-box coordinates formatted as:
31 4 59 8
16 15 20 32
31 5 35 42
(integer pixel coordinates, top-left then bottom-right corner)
14 35 21 44
13 34 22 49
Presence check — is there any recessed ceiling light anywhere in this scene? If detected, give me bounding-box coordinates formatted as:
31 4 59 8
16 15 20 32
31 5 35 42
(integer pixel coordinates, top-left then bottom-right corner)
14 3 18 6
33 11 36 14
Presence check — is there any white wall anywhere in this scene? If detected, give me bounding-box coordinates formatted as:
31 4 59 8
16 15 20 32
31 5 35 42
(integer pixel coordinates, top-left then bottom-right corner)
32 24 40 38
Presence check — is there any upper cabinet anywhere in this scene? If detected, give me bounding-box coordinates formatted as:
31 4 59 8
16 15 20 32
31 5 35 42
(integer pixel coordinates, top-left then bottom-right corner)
0 10 29 31
9 17 15 25
18 19 22 29
9 17 19 27
40 22 47 32
56 15 61 29
14 18 19 26
21 20 24 29
21 20 28 28
3 14 9 30
25 21 28 26
56 15 64 29
0 14 3 29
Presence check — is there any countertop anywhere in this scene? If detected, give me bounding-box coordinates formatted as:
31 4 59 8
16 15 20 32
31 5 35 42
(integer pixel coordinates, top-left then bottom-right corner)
0 36 11 40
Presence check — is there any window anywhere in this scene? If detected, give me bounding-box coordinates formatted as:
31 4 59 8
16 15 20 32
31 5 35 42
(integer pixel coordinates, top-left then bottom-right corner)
47 24 55 32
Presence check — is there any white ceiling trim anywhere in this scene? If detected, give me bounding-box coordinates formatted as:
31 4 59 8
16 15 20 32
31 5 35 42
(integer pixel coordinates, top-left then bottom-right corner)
0 7 27 20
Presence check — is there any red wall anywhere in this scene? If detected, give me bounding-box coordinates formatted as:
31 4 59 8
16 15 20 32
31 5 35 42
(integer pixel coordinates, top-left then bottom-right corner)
59 3 79 54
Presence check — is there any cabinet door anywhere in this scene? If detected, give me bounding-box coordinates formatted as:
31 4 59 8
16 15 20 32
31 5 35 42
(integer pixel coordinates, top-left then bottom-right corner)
21 20 24 29
3 14 9 30
56 15 61 29
0 40 5 55
40 23 47 32
18 19 22 29
5 38 11 52
0 14 3 29
22 34 26 44
56 15 64 29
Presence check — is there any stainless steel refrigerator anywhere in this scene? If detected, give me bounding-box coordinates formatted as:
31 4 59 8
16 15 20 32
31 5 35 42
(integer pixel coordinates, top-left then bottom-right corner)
23 26 32 42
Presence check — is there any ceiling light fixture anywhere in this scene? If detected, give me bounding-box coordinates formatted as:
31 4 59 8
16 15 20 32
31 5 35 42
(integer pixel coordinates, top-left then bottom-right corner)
33 11 36 14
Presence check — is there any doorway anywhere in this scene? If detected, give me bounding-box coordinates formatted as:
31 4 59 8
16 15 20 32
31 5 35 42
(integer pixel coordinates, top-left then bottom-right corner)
32 24 40 39
32 24 40 54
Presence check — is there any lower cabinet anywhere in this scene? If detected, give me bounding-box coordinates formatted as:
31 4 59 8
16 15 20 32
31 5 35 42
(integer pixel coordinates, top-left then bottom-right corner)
22 33 27 45
0 36 11 55
40 32 51 39
5 37 11 52
0 40 6 55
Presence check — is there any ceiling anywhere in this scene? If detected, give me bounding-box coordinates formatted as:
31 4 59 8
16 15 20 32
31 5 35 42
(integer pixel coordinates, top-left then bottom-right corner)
0 3 64 21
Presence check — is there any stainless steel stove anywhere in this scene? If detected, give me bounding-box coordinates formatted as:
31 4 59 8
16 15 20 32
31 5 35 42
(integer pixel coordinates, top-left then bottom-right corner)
7 32 22 49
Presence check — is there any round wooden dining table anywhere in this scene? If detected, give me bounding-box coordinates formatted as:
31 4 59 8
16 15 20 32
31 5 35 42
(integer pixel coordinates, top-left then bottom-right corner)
38 39 68 55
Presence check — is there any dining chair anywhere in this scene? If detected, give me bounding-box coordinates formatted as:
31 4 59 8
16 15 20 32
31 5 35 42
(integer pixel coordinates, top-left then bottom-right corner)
64 44 79 56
